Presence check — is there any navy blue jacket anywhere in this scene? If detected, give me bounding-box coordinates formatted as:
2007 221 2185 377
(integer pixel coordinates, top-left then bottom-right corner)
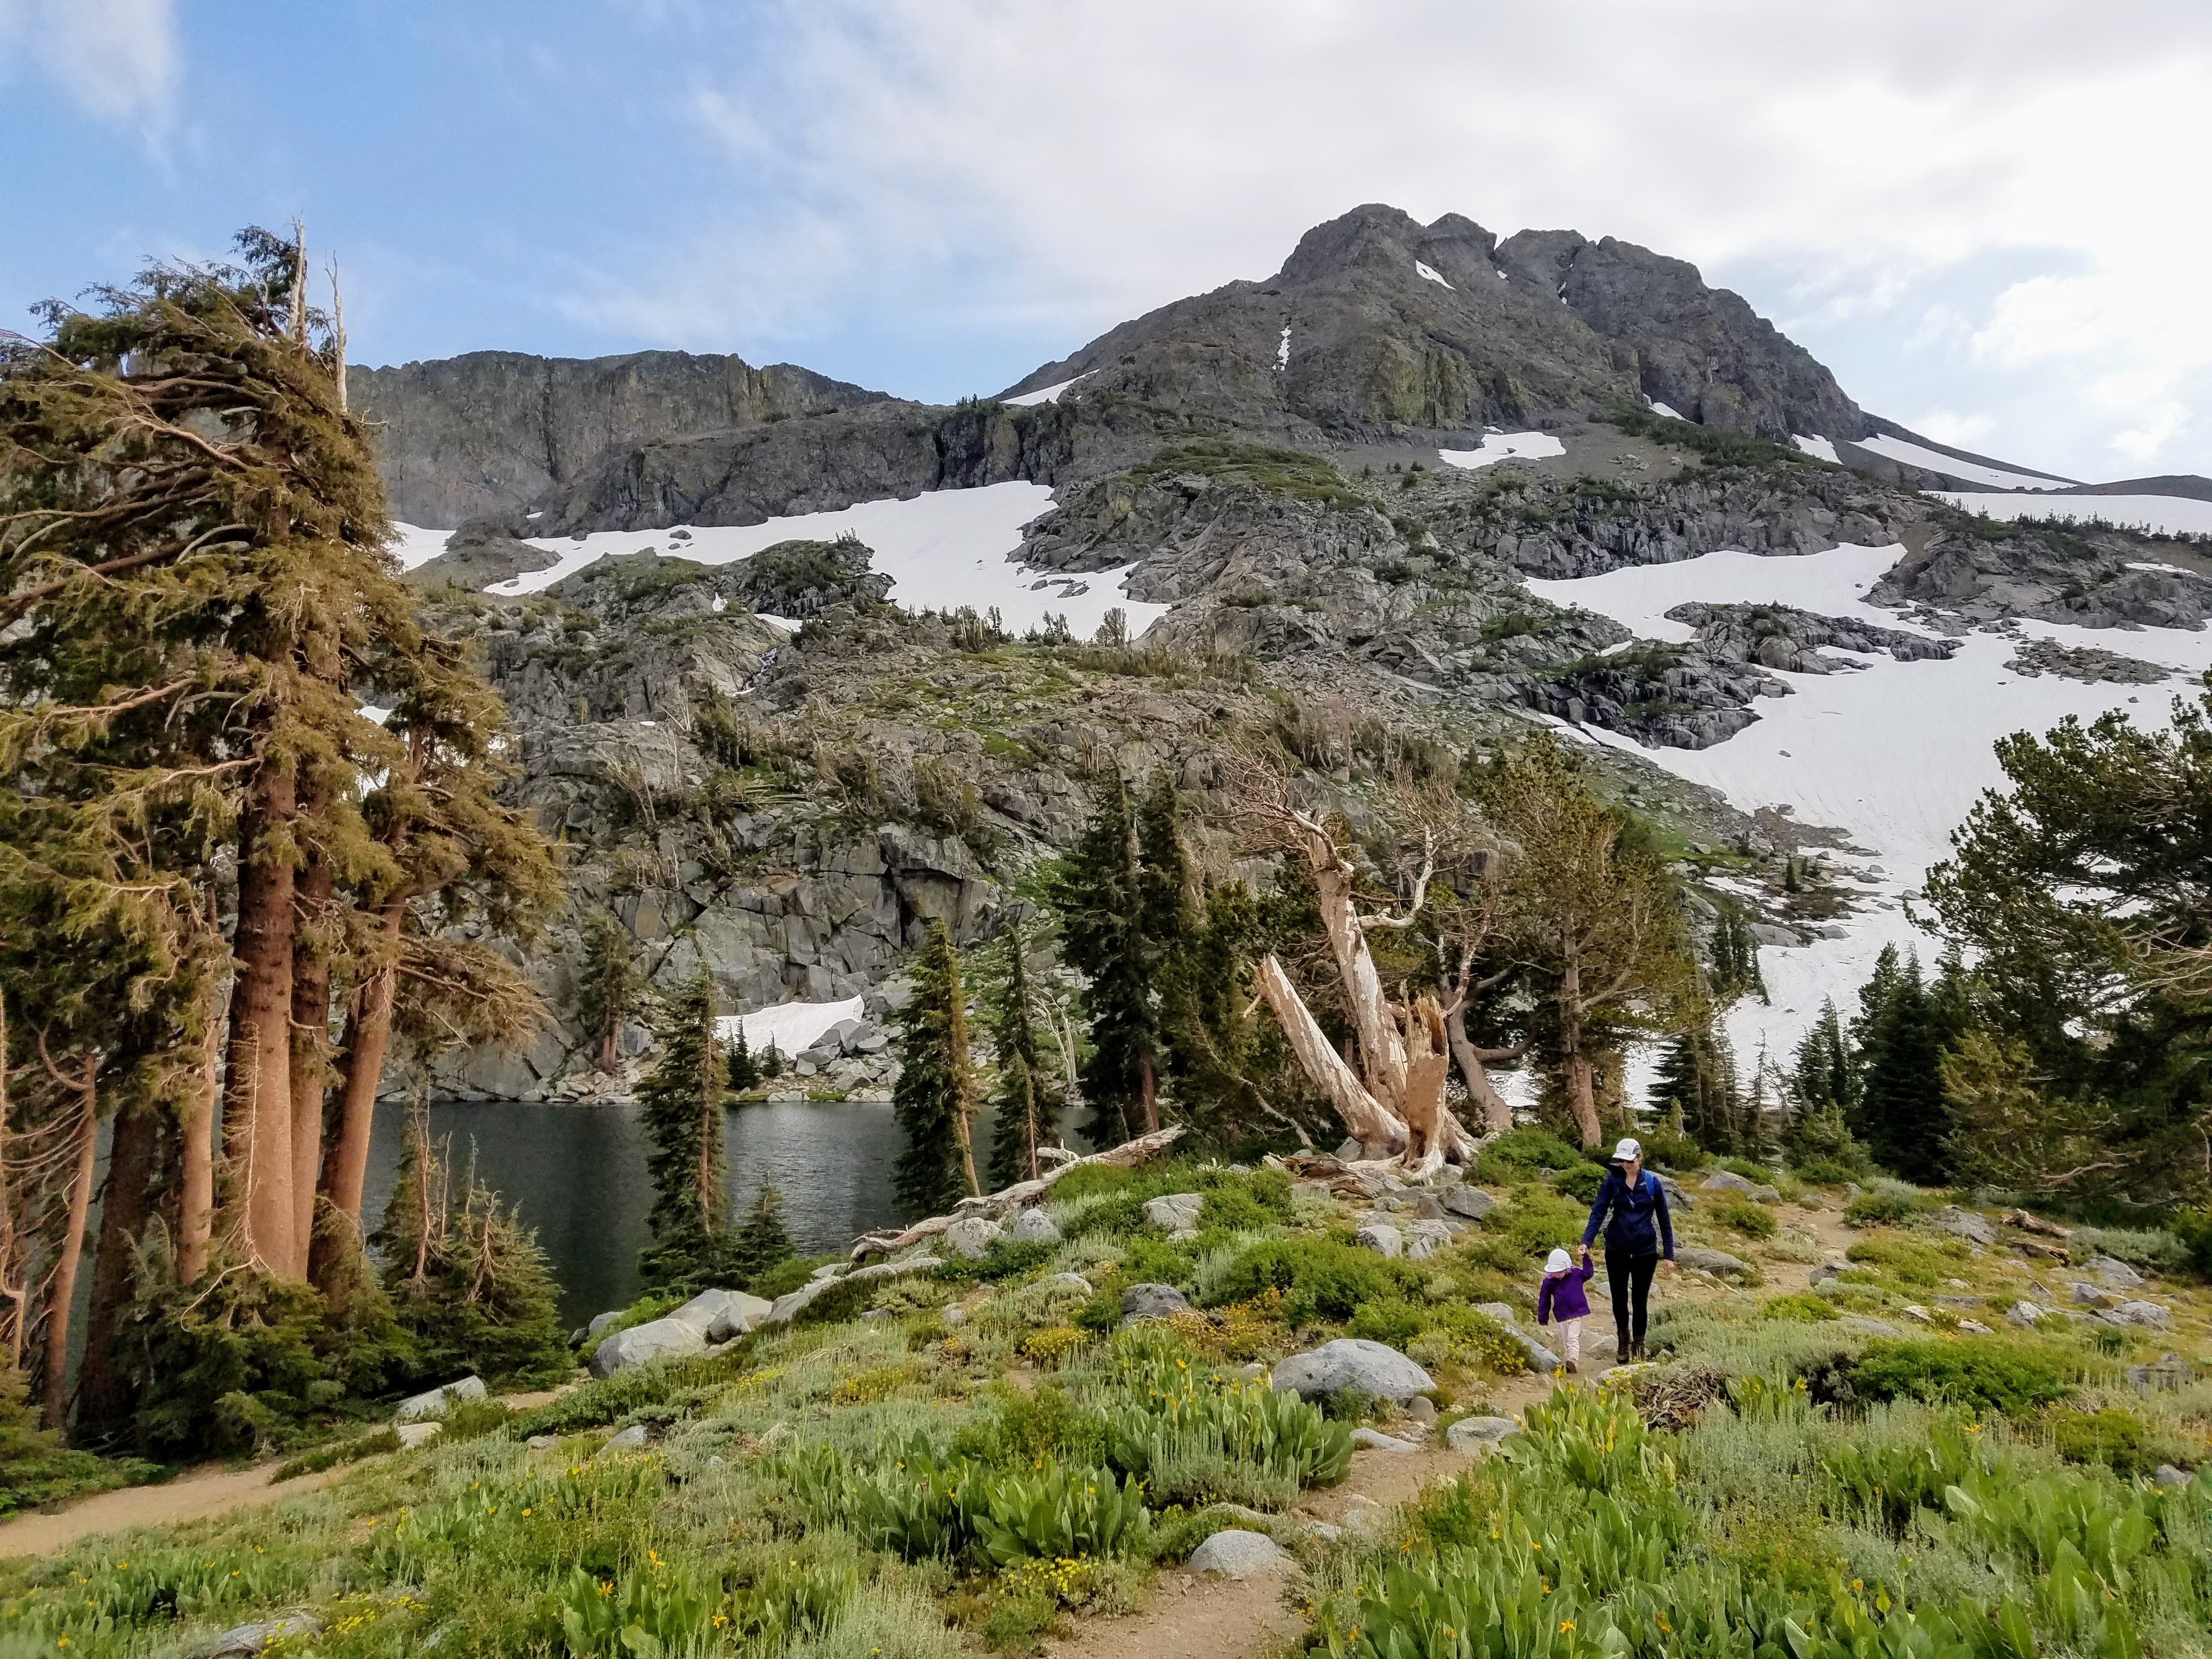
1582 1167 1674 1260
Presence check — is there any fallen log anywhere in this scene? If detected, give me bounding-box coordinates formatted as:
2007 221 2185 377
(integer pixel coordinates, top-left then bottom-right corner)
848 1124 1186 1260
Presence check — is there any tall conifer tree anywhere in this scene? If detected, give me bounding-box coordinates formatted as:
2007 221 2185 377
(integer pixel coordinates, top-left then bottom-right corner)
636 972 735 1288
893 923 980 1216
984 921 1057 1187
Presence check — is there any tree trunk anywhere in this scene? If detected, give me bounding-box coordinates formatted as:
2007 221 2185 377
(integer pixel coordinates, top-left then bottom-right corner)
42 1064 99 1436
226 766 299 1274
311 894 404 1296
288 854 334 1278
1559 938 1601 1149
0 996 21 1369
75 1093 159 1444
1396 998 1453 1178
1307 838 1409 1117
1138 1053 1159 1135
177 960 225 1285
1443 1001 1515 1136
696 1017 719 1233
1255 955 1404 1153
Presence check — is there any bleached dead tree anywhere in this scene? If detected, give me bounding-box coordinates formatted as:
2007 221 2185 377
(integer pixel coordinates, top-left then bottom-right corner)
1231 754 1496 1177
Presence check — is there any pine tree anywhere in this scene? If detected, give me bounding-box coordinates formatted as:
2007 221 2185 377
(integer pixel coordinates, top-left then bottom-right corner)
578 909 641 1073
1793 1000 1858 1117
1709 903 1769 1005
1851 947 1952 1183
729 1186 797 1289
726 1022 760 1093
984 921 1057 1188
1048 777 1159 1144
1652 1013 1741 1153
635 972 736 1289
893 922 980 1217
759 1039 785 1080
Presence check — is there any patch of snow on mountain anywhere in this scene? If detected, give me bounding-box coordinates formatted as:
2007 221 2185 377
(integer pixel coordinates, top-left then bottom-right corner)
716 995 865 1060
1005 371 1092 407
1414 261 1453 289
1933 492 2212 539
1646 400 1685 420
493 483 1168 641
1792 435 1841 464
1853 436 2071 490
1277 326 1291 370
1527 540 2212 1087
1437 432 1566 470
391 523 453 570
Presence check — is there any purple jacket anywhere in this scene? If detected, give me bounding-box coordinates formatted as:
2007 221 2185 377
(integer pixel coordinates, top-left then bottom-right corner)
1537 1260 1595 1325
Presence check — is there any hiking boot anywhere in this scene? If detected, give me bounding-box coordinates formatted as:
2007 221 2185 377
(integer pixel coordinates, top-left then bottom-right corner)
1563 1360 1579 1374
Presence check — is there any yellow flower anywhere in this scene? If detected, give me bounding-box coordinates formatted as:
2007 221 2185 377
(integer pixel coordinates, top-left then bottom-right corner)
522 1509 532 1517
1852 1580 1863 1592
1559 1621 1575 1633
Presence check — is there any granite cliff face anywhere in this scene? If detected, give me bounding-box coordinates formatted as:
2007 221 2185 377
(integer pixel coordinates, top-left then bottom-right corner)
352 348 888 526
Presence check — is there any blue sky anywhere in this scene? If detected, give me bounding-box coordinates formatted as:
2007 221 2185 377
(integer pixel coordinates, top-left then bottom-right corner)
4 1 2210 484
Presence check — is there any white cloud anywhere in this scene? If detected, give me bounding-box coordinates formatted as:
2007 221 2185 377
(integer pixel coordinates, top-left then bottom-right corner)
551 0 2212 478
0 0 178 131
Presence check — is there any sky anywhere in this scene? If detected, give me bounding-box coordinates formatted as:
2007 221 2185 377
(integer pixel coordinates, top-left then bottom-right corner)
3 1 2209 486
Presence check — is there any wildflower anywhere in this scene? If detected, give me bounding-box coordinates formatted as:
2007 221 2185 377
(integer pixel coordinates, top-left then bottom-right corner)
1559 1621 1575 1633
522 1509 532 1517
1852 1580 1863 1592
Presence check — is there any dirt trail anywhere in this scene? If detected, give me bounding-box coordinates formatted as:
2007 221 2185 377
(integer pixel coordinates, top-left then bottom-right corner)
0 1463 339 1560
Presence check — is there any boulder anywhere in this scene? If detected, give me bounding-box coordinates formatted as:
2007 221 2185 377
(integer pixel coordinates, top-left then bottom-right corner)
2153 1464 2193 1488
1350 1427 1419 1453
2070 1282 2115 1308
1120 1283 1191 1327
2105 1300 2170 1328
1657 1174 1694 1211
1406 1396 1437 1425
1007 1209 1062 1245
1405 1219 1459 1260
2126 1353 2194 1392
670 1288 763 1336
847 1255 942 1284
1701 1170 1780 1203
2006 1302 2045 1328
1837 1316 1902 1339
1475 1303 1562 1371
191 1613 325 1656
943 1216 1003 1260
1186 1529 1294 1580
1144 1193 1205 1235
394 1421 441 1449
1048 1272 1093 1294
1932 1206 1997 1248
598 1423 651 1454
1677 1246 1748 1278
527 1434 561 1452
1404 1190 1450 1220
1957 1320 1994 1335
1272 1339 1435 1404
1355 1221 1404 1259
2087 1255 2145 1290
586 1310 623 1339
1441 1184 1497 1221
704 1292 776 1342
590 1316 708 1378
394 1374 486 1423
1445 1415 1520 1454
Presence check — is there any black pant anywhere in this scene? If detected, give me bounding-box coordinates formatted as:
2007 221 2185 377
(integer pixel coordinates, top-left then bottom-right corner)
1606 1247 1660 1350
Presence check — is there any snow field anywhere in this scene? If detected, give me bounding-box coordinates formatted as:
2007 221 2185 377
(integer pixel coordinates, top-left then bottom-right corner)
1414 261 1453 289
1437 431 1567 470
1792 435 1841 464
715 995 866 1060
1527 540 2212 1091
1850 434 2073 491
1646 400 1685 420
1003 371 1092 407
1932 491 2212 540
391 523 454 571
482 482 1169 641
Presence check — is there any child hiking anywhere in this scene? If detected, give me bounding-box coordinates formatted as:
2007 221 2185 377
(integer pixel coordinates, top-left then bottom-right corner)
1536 1246 1595 1372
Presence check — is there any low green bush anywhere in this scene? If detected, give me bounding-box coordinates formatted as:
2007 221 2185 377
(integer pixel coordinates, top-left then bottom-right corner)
750 1253 844 1300
1472 1186 1586 1264
1717 1156 1774 1182
270 1427 401 1481
2049 1405 2152 1476
1549 1161 1610 1203
2066 1225 2190 1275
1843 1180 1938 1228
1760 1293 1839 1323
1636 1124 1706 1173
1844 1231 1967 1286
1471 1128 1584 1185
1711 1196 1778 1239
1848 1338 2070 1417
1203 1237 1426 1323
935 1239 1057 1284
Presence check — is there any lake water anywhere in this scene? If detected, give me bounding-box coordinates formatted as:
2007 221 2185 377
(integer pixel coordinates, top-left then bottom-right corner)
359 1098 1004 1327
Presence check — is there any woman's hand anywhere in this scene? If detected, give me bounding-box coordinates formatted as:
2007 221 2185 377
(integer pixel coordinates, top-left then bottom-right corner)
1659 1259 1677 1277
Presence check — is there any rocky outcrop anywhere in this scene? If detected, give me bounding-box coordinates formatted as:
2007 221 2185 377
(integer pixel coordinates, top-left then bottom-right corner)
352 348 890 527
1665 603 1957 671
1872 520 2212 632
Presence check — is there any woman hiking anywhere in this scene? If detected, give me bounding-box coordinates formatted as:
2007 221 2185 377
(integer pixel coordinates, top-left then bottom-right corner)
1580 1136 1674 1361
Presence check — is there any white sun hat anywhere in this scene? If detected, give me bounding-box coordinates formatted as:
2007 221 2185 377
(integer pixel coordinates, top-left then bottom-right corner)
1545 1248 1573 1273
1613 1137 1643 1161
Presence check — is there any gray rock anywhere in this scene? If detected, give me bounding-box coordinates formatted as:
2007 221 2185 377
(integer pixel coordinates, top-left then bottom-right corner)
943 1216 1003 1260
1120 1283 1191 1326
1406 1395 1437 1425
1305 1521 1344 1543
1048 1272 1093 1294
1355 1221 1404 1258
599 1423 651 1454
1336 1138 1365 1161
1677 1246 1748 1277
1405 1219 1459 1260
1350 1427 1419 1453
1475 1303 1562 1371
941 1305 967 1327
2071 1282 2115 1308
1445 1415 1520 1454
590 1316 708 1378
394 1374 486 1423
1956 1320 1994 1335
1808 1261 1847 1286
1186 1529 1294 1580
1657 1174 1694 1211
394 1421 441 1449
704 1292 775 1342
1007 1209 1062 1245
1144 1193 1205 1233
568 1327 588 1348
1837 1316 1903 1339
2007 1301 2045 1328
1404 1190 1449 1220
2087 1255 2145 1290
1272 1339 1434 1404
1933 1206 1997 1248
1441 1184 1497 1221
586 1310 623 1339
191 1612 325 1656
1701 1170 1779 1203
527 1434 561 1451
2105 1300 2171 1328
2153 1464 2193 1487
2126 1353 2194 1392
847 1255 942 1284
670 1289 750 1334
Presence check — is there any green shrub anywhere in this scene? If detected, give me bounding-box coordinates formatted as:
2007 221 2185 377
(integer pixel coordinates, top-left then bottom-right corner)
935 1239 1057 1284
2066 1225 2190 1274
1471 1128 1584 1185
1760 1293 1838 1323
1717 1156 1774 1182
2049 1406 2152 1476
1711 1197 1778 1239
1844 1232 1966 1287
270 1427 401 1481
952 1384 1109 1470
751 1253 844 1300
1473 1186 1586 1263
2170 1208 2212 1279
1415 1305 1530 1374
1843 1180 1937 1228
1346 1299 1425 1348
1849 1339 2070 1417
1549 1162 1610 1203
1203 1237 1426 1322
1637 1124 1706 1173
